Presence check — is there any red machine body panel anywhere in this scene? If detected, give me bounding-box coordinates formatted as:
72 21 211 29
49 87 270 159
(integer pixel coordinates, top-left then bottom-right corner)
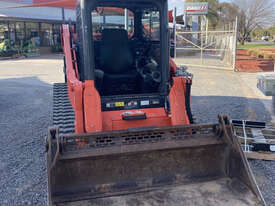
62 24 191 134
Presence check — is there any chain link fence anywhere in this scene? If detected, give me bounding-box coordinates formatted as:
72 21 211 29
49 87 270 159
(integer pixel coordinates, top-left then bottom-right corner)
174 18 237 70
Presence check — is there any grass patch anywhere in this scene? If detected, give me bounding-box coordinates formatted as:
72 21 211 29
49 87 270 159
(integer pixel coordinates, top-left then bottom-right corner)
238 43 275 50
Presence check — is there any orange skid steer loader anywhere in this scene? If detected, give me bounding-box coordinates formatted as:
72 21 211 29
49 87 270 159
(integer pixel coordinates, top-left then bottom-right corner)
46 0 266 205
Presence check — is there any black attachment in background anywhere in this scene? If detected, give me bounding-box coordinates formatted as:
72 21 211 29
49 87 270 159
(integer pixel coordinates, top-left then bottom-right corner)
231 120 266 128
252 143 274 152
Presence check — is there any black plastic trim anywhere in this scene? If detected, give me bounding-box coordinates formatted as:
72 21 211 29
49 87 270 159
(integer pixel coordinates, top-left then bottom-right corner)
185 81 193 124
122 114 147 120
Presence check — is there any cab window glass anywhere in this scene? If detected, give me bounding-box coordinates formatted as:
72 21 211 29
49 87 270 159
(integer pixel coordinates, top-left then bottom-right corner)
142 10 160 40
92 7 134 39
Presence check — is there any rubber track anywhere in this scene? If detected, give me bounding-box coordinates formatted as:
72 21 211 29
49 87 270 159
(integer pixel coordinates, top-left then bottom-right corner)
53 83 75 135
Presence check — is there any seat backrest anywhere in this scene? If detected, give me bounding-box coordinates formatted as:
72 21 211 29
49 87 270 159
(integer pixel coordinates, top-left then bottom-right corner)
100 29 133 74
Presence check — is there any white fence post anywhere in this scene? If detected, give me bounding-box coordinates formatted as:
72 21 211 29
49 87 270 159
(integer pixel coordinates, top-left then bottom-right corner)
173 7 177 60
233 16 238 71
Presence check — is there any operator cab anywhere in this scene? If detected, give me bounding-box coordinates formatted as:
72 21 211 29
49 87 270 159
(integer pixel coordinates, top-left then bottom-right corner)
92 5 162 96
76 0 169 111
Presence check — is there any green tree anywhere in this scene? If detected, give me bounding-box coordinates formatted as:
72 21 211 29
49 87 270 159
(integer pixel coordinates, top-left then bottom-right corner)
263 30 270 36
251 28 264 40
267 26 275 40
234 0 275 45
217 2 239 27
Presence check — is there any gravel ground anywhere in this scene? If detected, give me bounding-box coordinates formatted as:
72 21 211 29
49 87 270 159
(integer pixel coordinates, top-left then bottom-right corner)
189 67 275 206
0 56 274 205
0 55 63 206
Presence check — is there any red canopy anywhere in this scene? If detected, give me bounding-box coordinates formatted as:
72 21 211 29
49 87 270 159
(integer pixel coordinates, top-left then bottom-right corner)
4 0 77 9
2 0 133 16
32 0 76 9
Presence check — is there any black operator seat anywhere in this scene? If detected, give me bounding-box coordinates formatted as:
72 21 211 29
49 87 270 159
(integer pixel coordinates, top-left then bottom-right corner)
99 28 140 95
100 28 133 74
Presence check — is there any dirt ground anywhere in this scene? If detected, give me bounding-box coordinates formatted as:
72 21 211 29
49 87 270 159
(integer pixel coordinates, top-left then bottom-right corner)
0 55 275 205
236 50 274 72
